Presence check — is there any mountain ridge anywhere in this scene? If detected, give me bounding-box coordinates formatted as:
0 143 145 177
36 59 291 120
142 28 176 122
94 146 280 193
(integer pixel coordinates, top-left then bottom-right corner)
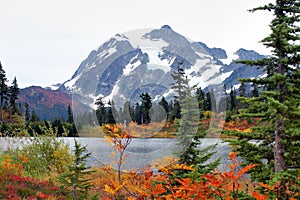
17 26 266 119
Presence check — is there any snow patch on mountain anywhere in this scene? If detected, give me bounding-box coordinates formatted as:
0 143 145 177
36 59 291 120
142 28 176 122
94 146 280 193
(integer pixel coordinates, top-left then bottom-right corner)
140 47 173 73
125 30 168 49
97 46 117 61
220 51 239 65
64 75 81 90
123 55 142 76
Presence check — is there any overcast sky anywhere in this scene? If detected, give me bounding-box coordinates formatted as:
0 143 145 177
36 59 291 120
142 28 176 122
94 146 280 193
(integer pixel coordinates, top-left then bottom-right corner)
0 0 274 88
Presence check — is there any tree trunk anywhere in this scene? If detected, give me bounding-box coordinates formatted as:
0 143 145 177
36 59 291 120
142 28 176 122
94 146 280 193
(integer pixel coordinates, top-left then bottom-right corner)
274 60 286 172
274 119 286 172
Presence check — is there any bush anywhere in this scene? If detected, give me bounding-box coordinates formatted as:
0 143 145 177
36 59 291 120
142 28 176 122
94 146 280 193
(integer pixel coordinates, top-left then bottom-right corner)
5 135 73 179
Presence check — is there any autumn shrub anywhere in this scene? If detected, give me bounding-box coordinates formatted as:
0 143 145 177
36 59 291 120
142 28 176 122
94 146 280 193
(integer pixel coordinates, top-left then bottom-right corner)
0 174 60 199
5 135 73 179
0 154 61 199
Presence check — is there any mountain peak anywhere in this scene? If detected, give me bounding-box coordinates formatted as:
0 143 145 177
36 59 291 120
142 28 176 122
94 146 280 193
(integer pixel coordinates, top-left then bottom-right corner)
161 25 172 30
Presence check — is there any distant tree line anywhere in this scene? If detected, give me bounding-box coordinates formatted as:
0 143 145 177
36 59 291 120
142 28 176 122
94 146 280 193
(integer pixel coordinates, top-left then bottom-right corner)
0 61 78 137
0 62 20 120
91 68 261 127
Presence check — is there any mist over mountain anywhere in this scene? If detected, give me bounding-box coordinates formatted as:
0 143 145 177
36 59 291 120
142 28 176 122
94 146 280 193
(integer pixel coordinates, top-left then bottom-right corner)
18 26 265 119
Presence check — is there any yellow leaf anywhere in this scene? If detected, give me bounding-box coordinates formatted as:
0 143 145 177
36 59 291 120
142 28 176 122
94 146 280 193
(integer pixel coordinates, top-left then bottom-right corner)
104 185 116 195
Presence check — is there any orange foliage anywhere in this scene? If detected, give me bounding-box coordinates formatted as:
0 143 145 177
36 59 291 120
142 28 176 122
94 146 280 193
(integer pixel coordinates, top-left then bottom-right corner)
91 151 263 199
93 124 267 199
224 118 259 132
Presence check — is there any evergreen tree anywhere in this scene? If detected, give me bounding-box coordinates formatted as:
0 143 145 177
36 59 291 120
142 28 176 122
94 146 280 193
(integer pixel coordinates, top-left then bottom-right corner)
7 77 20 114
67 104 74 124
170 62 188 102
24 103 30 123
30 110 40 122
159 96 169 118
133 102 140 124
170 62 188 120
52 118 64 137
176 77 219 177
95 97 106 125
229 87 237 111
106 100 116 124
196 87 205 115
58 139 97 200
238 81 247 97
170 64 218 177
0 62 8 121
172 100 181 121
204 89 216 111
251 83 259 97
122 101 132 126
140 93 152 124
66 105 78 137
225 1 300 196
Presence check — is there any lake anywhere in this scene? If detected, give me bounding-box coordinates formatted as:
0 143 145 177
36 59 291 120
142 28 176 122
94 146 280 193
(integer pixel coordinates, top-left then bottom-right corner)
0 137 232 171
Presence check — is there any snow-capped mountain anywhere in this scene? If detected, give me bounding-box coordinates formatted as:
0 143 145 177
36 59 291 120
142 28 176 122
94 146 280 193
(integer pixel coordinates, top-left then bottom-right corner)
59 25 265 110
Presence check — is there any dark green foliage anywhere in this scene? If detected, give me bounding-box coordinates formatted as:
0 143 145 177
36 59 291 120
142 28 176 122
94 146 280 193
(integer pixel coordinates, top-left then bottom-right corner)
95 98 117 125
122 101 132 125
225 0 300 196
54 118 65 137
170 63 188 102
58 139 97 200
133 102 141 124
67 104 73 124
204 90 216 111
30 110 40 122
178 83 219 177
251 83 259 97
106 100 116 124
159 96 169 117
170 63 188 121
139 93 152 124
95 97 106 125
0 62 8 110
7 77 20 114
170 67 219 178
238 82 247 97
195 87 205 111
229 87 237 111
66 105 78 137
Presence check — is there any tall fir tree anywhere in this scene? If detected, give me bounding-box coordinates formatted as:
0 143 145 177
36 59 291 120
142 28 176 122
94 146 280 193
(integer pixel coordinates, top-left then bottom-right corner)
106 100 116 124
8 77 20 114
139 93 152 124
67 104 74 124
133 102 141 124
170 64 219 178
170 62 188 120
159 96 169 119
229 87 237 111
0 62 8 121
95 97 106 125
196 87 205 112
225 1 300 196
122 101 132 126
67 104 78 137
58 139 97 200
